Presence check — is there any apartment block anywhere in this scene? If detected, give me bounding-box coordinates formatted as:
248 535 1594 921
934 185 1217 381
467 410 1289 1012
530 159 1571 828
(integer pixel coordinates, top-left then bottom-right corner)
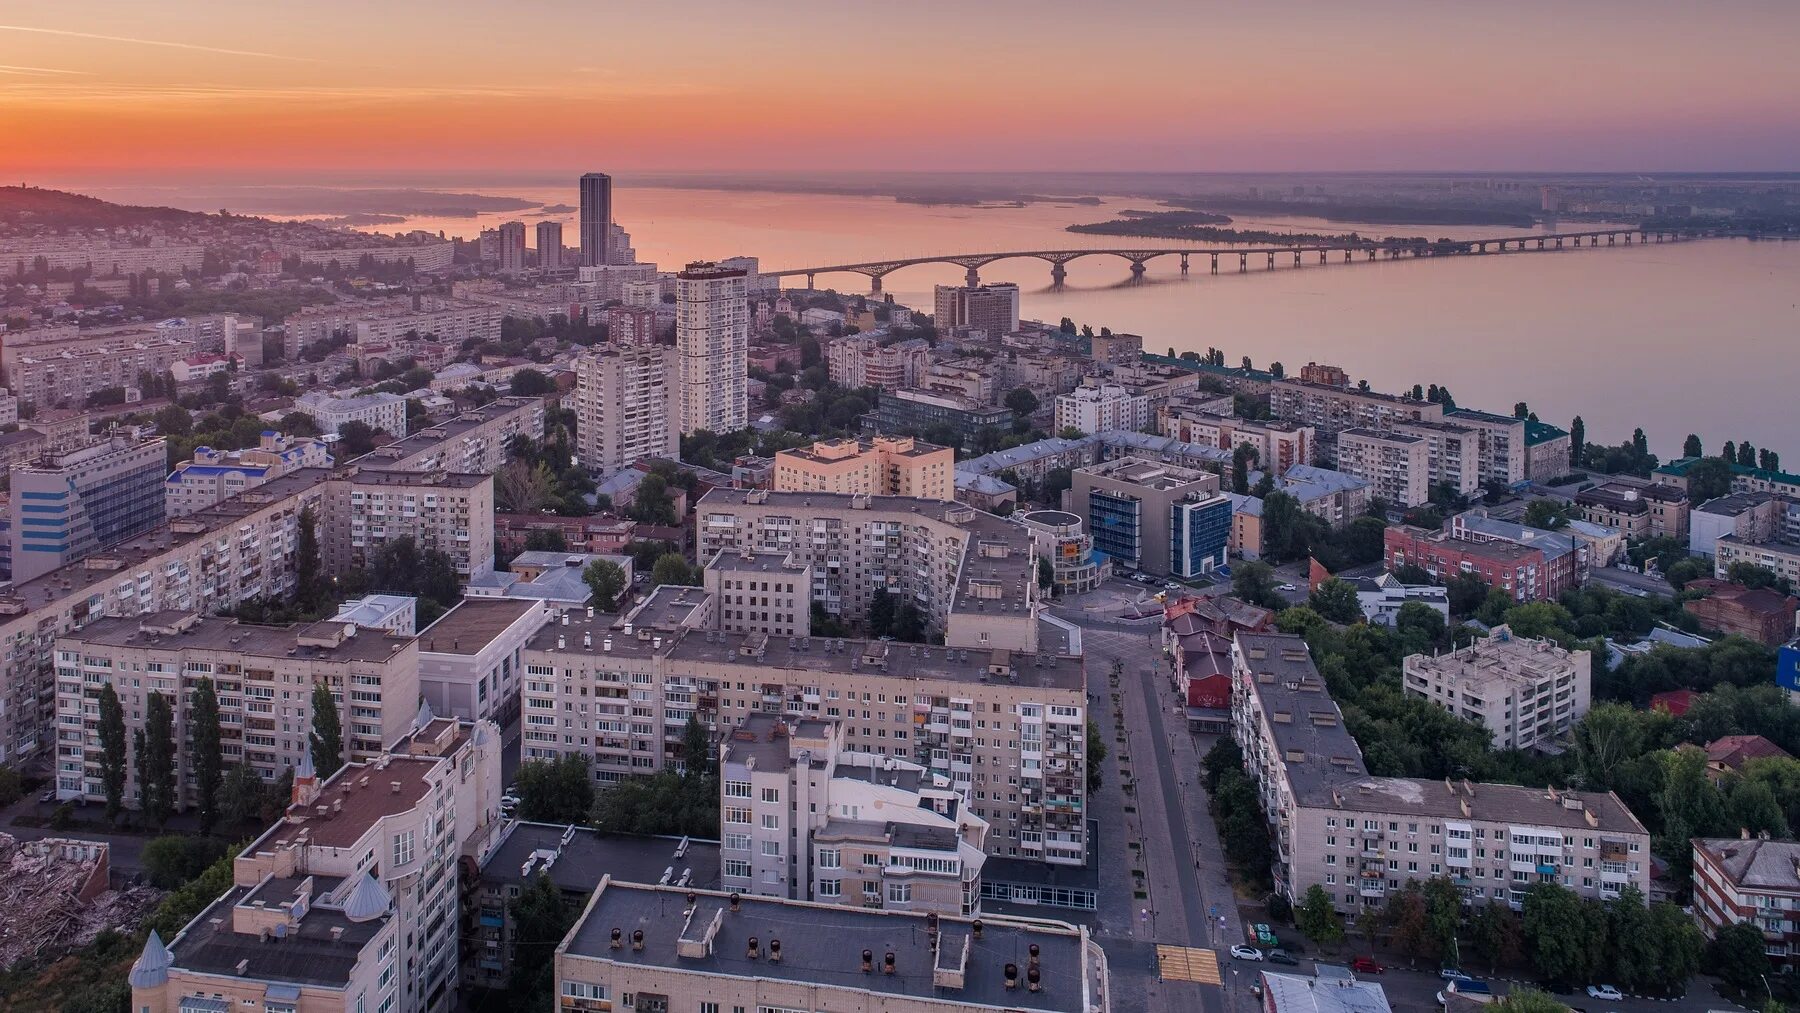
132 715 504 1013
828 334 930 390
1691 492 1783 559
1269 379 1442 445
675 262 749 436
3 238 203 278
721 712 989 915
703 549 813 639
10 436 167 583
1394 419 1483 498
165 432 333 517
54 612 421 802
934 282 1020 338
922 362 997 405
1088 330 1142 366
520 612 1087 864
572 345 678 473
1231 632 1650 914
1383 524 1569 602
322 469 495 578
1054 383 1149 436
3 329 193 410
1446 409 1529 487
1070 456 1230 578
1402 625 1592 750
1524 420 1573 484
352 397 545 476
297 391 409 439
554 881 1109 1013
1335 428 1431 507
1715 537 1800 591
773 436 955 501
1693 836 1800 968
697 488 1042 653
1576 480 1690 541
871 388 1015 453
1160 408 1314 476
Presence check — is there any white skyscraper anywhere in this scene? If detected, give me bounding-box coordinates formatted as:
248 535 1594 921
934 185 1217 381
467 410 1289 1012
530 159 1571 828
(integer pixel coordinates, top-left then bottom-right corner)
574 346 677 473
675 261 748 435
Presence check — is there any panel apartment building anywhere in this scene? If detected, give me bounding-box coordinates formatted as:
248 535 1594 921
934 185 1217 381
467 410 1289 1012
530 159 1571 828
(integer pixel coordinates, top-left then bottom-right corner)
1402 625 1592 751
827 333 930 390
520 610 1089 867
572 346 678 473
1231 631 1650 915
54 612 421 803
1 327 195 409
0 466 495 763
348 396 545 476
772 436 955 501
696 488 1042 653
675 262 749 436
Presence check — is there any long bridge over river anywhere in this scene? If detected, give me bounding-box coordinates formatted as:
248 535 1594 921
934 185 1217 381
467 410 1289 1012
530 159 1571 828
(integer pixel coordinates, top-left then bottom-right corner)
762 225 1722 292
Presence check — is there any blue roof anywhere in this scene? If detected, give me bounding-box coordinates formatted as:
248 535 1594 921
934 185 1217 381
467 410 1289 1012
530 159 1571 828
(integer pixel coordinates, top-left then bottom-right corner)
1523 419 1569 446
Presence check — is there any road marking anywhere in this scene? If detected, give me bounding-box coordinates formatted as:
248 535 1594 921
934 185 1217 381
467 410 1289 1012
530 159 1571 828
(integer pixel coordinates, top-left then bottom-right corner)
1156 944 1221 984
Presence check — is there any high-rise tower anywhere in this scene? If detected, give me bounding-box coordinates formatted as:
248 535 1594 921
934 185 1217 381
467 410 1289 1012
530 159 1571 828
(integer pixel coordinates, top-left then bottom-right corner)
579 172 612 267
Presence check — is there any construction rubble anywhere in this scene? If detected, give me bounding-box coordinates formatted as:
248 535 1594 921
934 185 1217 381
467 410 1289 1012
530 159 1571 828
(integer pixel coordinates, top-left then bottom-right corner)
0 832 161 969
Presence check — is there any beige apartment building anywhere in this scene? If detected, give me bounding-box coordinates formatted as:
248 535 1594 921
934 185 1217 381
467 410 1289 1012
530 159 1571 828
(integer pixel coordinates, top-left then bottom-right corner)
3 329 194 409
1160 407 1314 476
520 610 1089 865
772 436 955 501
1402 625 1592 750
1394 418 1483 498
54 612 421 802
351 396 545 475
1445 409 1529 486
1576 479 1691 541
572 345 678 473
130 714 505 1013
1270 378 1443 442
827 333 930 390
721 712 989 915
554 881 1110 1013
697 488 1042 654
703 548 813 638
0 465 496 765
1231 632 1650 916
1335 428 1431 507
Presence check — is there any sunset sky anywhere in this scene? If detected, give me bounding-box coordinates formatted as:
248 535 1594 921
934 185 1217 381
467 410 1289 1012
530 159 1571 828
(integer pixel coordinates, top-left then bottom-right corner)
2 0 1797 179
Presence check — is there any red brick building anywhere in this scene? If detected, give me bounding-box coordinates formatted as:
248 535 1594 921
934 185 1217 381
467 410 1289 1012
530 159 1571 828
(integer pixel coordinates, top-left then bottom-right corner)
1383 524 1568 601
1682 579 1798 646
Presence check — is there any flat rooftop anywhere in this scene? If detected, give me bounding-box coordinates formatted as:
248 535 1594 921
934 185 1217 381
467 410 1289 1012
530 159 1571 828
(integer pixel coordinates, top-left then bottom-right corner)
565 881 1089 1013
666 630 1084 692
57 612 413 665
170 876 384 989
257 755 442 851
624 585 713 631
419 598 542 655
352 397 539 471
484 822 721 894
706 548 807 575
1075 455 1214 490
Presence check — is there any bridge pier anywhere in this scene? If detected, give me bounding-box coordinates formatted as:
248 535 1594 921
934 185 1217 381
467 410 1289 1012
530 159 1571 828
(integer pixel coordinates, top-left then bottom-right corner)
1210 253 1219 274
868 274 883 294
964 266 981 287
1266 252 1276 269
1238 253 1248 273
1129 260 1147 279
1293 251 1302 267
1608 234 1615 246
1366 249 1375 261
1318 250 1327 264
1536 239 1546 250
1180 253 1189 274
1555 238 1564 249
1051 262 1067 286
806 272 815 290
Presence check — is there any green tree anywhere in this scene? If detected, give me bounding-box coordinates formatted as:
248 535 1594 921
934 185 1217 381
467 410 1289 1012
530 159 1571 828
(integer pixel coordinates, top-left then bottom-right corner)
220 763 266 828
309 681 344 780
1524 499 1570 530
153 404 193 436
651 552 696 587
1710 920 1774 993
1231 443 1255 495
681 715 711 776
1445 572 1492 617
1728 779 1791 838
515 755 597 824
508 873 577 1004
1422 876 1463 962
509 368 555 396
295 506 326 612
1037 556 1054 592
136 691 177 827
1308 579 1362 624
1394 600 1447 647
1687 456 1735 502
1570 416 1585 468
1471 900 1525 972
189 677 223 835
1086 719 1107 792
1003 387 1039 417
1522 882 1603 984
1493 989 1571 1013
1296 884 1344 947
1384 885 1431 963
98 682 128 820
1499 601 1573 640
142 835 227 889
1232 560 1285 610
582 559 627 611
1683 434 1704 458
336 420 379 457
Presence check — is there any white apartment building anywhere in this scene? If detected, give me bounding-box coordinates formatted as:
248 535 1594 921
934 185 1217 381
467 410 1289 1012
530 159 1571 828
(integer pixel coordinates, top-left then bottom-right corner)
297 391 409 439
1231 631 1649 915
164 431 333 517
703 549 813 639
320 469 496 579
827 334 929 390
519 611 1088 866
1395 419 1483 498
675 262 748 435
721 712 989 915
1335 427 1431 507
416 598 551 725
2 239 203 278
1446 409 1529 486
4 330 194 409
1054 383 1149 436
696 488 1042 654
1402 625 1592 751
350 397 545 476
1269 378 1444 443
573 346 677 473
54 612 421 801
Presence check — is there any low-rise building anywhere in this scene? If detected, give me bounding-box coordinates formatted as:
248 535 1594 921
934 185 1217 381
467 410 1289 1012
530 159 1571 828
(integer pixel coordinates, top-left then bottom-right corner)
554 880 1109 1013
1070 456 1230 579
1715 537 1800 590
1576 480 1690 541
296 390 408 438
871 388 1014 453
1347 573 1450 628
1383 524 1570 602
1261 969 1394 1013
164 431 333 517
1681 578 1798 646
1335 428 1430 507
773 436 954 501
1691 492 1784 559
1016 509 1110 595
1693 836 1800 969
1402 624 1592 751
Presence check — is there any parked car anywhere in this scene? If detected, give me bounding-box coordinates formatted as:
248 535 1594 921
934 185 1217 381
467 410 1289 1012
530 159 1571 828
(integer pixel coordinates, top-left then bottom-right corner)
1440 967 1468 980
1229 945 1264 962
1351 957 1385 975
1585 985 1623 1002
1267 949 1299 966
37 789 55 804
1278 583 1298 592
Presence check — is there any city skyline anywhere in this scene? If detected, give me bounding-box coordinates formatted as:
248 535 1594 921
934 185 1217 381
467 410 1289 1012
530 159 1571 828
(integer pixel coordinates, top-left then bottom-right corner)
2 2 1799 177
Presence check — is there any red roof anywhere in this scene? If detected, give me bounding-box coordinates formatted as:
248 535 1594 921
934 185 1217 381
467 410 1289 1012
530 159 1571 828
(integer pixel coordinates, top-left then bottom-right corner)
1705 734 1792 770
1650 689 1697 716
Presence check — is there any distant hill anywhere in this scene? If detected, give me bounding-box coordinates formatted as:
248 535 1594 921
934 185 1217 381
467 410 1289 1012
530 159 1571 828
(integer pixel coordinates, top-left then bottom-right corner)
0 186 213 229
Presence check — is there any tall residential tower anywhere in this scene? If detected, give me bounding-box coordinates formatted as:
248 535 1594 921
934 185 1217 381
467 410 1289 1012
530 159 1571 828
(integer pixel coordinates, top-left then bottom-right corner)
579 172 612 267
675 261 748 435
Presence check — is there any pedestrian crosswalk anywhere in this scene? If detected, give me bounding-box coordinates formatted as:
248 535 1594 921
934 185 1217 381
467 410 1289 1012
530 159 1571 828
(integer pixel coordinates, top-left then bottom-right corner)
1156 944 1222 985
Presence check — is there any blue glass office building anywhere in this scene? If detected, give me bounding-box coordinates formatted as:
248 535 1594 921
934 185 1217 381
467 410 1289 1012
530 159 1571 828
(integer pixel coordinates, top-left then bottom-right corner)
1171 494 1232 578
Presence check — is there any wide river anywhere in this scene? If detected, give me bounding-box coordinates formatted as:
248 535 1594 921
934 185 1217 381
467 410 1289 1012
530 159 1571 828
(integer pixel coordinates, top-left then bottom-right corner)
223 183 1800 458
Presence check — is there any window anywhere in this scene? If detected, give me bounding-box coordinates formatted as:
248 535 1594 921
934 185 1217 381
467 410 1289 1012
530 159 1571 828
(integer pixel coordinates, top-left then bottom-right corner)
761 841 781 857
818 879 841 897
761 814 780 830
761 787 781 803
888 883 912 903
725 807 751 825
818 848 841 869
725 860 751 879
562 983 609 1000
725 833 751 851
392 830 415 867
